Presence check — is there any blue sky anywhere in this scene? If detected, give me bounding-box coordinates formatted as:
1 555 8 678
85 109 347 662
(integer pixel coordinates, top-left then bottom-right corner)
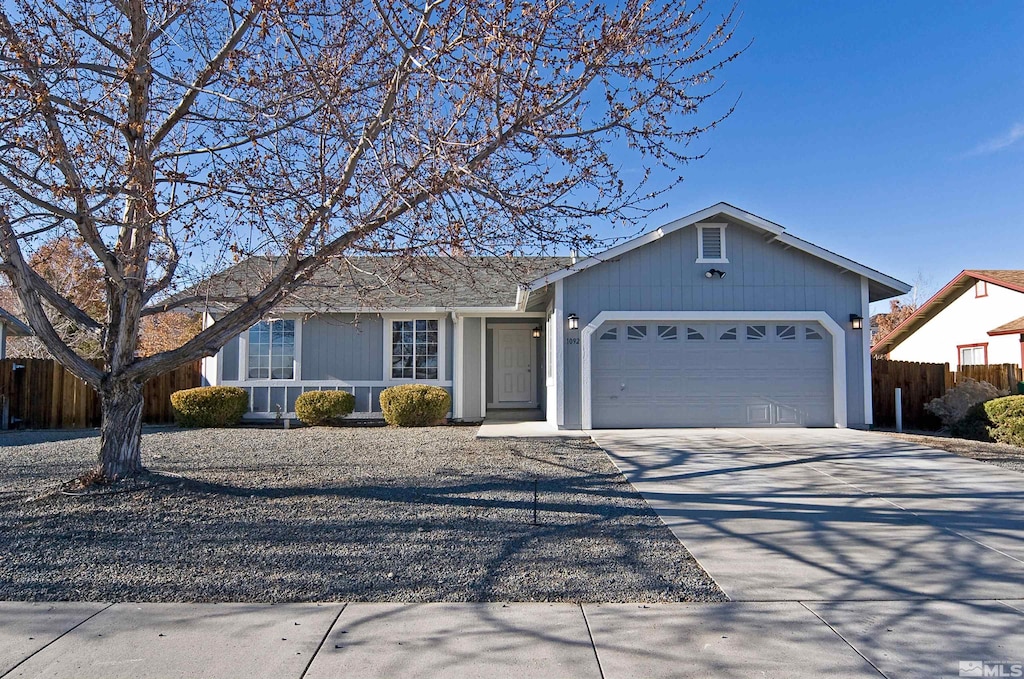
628 1 1024 307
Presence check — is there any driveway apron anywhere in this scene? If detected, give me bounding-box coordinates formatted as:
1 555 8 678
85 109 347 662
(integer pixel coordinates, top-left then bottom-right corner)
591 428 1024 602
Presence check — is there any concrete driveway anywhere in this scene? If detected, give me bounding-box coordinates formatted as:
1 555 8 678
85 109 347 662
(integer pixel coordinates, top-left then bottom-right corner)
591 428 1024 602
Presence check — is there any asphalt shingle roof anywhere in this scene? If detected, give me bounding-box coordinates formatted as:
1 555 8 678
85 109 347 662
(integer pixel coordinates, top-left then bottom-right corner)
175 256 572 312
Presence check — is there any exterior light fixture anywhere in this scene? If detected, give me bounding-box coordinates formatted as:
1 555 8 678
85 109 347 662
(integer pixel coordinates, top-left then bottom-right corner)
567 314 579 330
850 314 864 330
705 268 727 279
532 326 542 338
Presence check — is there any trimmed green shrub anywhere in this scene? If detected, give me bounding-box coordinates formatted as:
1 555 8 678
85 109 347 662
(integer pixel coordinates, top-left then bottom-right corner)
294 390 355 426
170 386 248 427
952 395 1024 446
984 395 1024 447
379 384 451 427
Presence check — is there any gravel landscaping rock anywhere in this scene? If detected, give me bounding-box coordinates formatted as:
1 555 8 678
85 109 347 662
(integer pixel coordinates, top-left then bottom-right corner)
878 430 1024 473
0 426 725 604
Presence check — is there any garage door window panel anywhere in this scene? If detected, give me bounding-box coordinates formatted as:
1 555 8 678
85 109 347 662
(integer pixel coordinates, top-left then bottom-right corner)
685 326 706 341
805 326 824 340
600 326 619 341
626 325 647 341
657 325 678 341
776 325 797 341
746 325 767 341
718 326 738 341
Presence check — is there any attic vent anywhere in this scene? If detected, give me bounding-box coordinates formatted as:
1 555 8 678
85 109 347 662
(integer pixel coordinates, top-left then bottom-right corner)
697 223 727 263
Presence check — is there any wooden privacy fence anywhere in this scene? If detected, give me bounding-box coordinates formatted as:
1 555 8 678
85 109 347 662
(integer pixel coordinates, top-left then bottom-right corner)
0 358 201 429
872 359 1023 430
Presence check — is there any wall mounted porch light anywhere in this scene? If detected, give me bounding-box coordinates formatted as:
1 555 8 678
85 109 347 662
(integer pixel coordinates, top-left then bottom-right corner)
532 326 542 338
704 268 727 279
567 314 579 330
850 314 864 330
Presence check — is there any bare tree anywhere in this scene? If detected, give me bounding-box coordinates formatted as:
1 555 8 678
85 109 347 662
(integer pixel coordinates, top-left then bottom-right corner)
0 0 740 481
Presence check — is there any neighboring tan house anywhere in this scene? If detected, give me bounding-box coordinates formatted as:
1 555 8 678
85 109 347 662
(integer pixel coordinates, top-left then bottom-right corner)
183 202 909 429
0 307 31 360
872 270 1024 370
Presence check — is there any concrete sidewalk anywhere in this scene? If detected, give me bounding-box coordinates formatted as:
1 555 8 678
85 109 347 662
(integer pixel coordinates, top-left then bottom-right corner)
3 599 1023 678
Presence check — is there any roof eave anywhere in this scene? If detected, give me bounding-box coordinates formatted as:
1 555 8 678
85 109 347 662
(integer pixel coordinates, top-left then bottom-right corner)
527 202 910 298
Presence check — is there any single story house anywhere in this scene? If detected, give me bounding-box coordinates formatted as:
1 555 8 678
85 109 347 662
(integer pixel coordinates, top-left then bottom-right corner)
0 306 31 359
189 202 909 429
872 270 1024 369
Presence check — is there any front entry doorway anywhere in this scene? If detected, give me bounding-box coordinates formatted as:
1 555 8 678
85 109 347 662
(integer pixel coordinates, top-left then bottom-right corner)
492 326 536 407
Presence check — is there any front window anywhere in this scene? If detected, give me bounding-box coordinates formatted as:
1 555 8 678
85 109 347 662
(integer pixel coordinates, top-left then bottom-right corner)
248 319 295 379
959 345 986 366
392 319 438 379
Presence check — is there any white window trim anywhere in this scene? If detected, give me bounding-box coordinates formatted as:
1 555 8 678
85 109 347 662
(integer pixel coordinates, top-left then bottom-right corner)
696 223 729 264
238 315 303 383
382 313 447 385
580 311 848 430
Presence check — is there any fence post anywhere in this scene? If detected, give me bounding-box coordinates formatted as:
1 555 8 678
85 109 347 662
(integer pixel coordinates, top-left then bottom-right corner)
895 387 903 433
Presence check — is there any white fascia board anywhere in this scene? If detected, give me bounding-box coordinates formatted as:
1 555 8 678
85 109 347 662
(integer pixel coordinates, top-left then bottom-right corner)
579 311 848 430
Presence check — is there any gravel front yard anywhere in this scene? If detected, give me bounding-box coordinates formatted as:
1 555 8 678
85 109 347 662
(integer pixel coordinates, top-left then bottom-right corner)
878 430 1024 473
0 426 724 604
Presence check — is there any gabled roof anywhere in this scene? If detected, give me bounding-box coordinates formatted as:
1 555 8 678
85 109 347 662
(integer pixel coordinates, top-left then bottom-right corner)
525 202 911 302
0 307 31 335
989 314 1024 337
173 256 571 313
872 270 1024 355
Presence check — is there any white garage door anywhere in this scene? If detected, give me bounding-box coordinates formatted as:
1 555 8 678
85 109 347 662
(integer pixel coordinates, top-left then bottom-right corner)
591 321 834 428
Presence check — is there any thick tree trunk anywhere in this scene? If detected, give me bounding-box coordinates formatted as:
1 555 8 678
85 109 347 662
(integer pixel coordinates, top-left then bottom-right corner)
97 380 145 481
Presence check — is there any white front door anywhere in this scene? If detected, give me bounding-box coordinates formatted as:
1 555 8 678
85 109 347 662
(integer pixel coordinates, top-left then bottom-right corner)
495 327 535 405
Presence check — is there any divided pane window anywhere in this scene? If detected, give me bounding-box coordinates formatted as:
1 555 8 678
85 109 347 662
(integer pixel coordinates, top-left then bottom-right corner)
247 319 295 379
392 319 439 379
805 326 824 341
685 326 705 341
719 326 738 341
600 327 618 341
776 325 796 341
746 325 767 341
657 325 678 341
626 325 647 341
959 345 986 366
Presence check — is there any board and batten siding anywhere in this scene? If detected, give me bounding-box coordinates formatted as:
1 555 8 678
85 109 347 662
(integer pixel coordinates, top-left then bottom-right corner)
460 317 483 420
301 314 383 381
560 222 868 428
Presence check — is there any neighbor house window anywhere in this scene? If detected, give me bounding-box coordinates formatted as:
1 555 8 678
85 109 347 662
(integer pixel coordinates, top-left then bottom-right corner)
958 344 987 367
248 319 295 379
696 223 728 263
392 319 438 379
975 280 988 298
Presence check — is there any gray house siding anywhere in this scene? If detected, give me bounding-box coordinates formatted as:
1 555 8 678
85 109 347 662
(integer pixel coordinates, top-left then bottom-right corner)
301 314 383 381
560 223 867 429
461 317 483 420
221 336 239 381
